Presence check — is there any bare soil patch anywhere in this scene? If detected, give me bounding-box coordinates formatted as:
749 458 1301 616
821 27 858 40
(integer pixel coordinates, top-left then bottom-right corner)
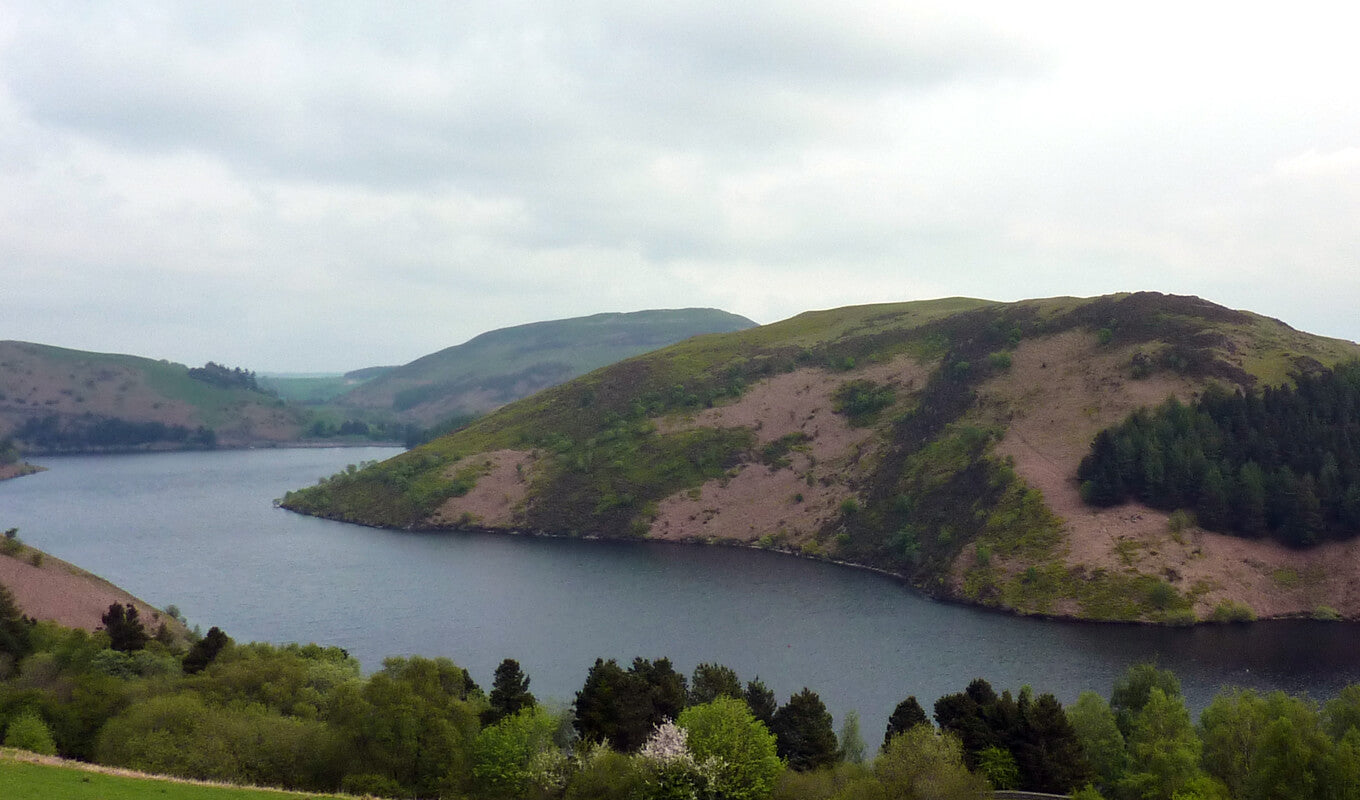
0 546 169 632
0 463 43 481
651 358 931 544
429 449 537 527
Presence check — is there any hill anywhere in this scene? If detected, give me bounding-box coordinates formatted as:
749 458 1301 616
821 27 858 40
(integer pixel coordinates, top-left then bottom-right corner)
0 342 306 452
332 308 758 425
0 533 174 634
257 367 396 406
280 293 1360 623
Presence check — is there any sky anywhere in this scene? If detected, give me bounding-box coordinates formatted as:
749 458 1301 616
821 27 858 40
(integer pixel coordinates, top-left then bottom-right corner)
3 2 1359 373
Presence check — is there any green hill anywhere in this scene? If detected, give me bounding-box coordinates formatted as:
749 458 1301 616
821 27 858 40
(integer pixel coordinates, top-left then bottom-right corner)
281 293 1360 623
0 342 306 452
332 308 757 425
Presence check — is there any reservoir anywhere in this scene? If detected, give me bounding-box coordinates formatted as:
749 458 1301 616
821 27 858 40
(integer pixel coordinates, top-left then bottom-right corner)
4 446 1359 738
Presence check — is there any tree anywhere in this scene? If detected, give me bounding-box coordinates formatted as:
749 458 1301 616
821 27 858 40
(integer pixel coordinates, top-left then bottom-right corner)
0 581 34 666
885 696 930 749
483 658 536 726
1066 691 1126 790
839 710 867 764
1200 688 1331 800
472 706 564 800
678 697 782 800
690 662 743 705
744 678 777 728
771 688 839 771
100 603 148 652
1110 664 1181 737
182 626 230 674
874 724 990 800
1015 692 1092 793
4 710 57 755
573 657 685 753
1117 687 1207 800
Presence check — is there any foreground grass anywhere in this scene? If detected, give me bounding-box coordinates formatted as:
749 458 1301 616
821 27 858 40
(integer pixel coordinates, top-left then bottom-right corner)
0 749 351 800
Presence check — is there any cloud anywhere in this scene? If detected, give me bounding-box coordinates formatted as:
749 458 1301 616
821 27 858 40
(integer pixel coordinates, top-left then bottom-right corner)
2 2 1359 370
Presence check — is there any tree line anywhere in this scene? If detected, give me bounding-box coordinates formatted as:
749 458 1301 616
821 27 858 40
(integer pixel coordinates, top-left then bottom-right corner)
186 361 270 394
13 414 217 452
1078 361 1360 546
6 584 1360 798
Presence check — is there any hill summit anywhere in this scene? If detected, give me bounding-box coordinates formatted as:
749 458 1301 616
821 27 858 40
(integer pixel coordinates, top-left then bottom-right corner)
283 293 1360 623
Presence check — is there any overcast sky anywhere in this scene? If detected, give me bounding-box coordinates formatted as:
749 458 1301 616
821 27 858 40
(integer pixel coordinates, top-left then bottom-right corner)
3 2 1358 372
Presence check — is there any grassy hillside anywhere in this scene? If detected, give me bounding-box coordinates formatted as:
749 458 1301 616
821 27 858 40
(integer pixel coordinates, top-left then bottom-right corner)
0 342 306 451
333 308 757 425
258 368 396 405
282 293 1360 623
0 752 347 800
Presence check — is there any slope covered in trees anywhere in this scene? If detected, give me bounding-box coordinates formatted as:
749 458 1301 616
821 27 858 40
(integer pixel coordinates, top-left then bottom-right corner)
282 293 1360 622
1079 362 1360 546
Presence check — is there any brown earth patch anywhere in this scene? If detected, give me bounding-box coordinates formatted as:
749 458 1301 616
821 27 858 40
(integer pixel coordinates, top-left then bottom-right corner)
0 545 171 632
0 463 44 481
977 329 1360 619
650 358 931 544
428 449 537 527
650 453 850 543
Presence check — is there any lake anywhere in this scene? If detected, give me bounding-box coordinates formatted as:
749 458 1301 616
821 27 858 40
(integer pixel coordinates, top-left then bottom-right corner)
4 446 1359 738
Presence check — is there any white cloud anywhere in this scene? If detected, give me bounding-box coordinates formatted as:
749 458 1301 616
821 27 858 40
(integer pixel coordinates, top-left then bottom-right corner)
2 1 1359 370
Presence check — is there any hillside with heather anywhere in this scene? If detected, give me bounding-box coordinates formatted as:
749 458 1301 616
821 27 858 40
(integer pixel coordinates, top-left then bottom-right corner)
332 308 758 425
0 342 306 453
281 293 1360 623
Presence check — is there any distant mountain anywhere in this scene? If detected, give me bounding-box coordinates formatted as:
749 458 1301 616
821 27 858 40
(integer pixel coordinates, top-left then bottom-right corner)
283 293 1360 624
333 308 757 425
258 367 396 405
0 341 306 452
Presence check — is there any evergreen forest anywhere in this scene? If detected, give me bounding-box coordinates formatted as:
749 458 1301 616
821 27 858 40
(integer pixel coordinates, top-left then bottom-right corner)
1078 361 1360 546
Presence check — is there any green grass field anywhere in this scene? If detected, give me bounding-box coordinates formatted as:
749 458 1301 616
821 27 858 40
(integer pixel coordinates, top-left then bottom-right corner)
0 751 349 800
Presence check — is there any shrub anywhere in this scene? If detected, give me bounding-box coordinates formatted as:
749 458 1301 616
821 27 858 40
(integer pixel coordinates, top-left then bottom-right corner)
987 352 1013 371
1209 600 1256 623
1314 605 1342 621
4 711 58 755
1167 510 1195 535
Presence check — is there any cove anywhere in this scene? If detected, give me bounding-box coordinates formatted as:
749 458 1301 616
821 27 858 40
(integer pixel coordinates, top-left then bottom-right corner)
4 446 1359 739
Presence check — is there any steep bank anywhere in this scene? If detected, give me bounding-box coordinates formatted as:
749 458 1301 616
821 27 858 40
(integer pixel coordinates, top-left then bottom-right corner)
0 538 172 633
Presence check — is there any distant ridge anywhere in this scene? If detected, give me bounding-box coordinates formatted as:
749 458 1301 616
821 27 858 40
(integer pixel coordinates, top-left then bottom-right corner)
334 308 757 424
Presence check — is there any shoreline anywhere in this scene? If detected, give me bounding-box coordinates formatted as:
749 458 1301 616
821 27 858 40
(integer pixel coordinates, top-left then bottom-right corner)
18 439 405 459
0 462 45 482
278 502 1343 628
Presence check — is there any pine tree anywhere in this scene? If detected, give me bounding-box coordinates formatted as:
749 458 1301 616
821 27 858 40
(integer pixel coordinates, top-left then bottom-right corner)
101 603 148 652
483 658 536 726
771 688 839 771
884 695 930 748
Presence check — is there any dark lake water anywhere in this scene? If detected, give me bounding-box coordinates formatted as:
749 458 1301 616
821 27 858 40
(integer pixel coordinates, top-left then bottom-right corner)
4 447 1360 738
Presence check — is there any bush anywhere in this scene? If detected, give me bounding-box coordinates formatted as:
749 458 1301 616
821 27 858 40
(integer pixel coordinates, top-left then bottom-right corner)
4 711 58 755
1209 600 1256 623
1167 510 1196 535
